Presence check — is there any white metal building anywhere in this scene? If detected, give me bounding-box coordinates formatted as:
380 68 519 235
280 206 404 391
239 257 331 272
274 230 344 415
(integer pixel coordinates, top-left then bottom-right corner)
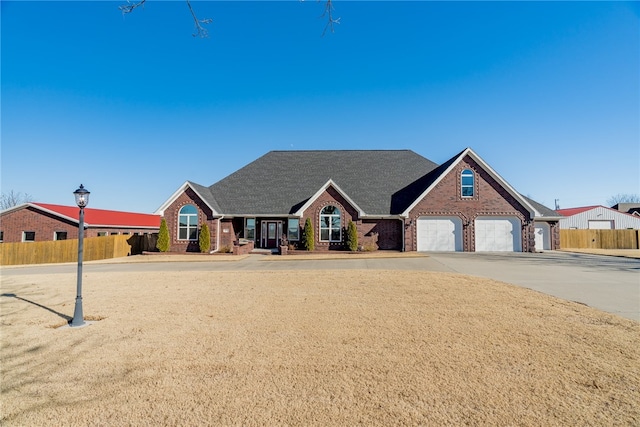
557 205 640 229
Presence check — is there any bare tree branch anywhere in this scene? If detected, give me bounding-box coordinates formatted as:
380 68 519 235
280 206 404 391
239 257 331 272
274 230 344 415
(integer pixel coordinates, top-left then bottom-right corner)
119 0 212 38
321 0 340 36
0 191 33 211
119 0 147 15
186 0 213 38
119 0 337 38
607 193 640 206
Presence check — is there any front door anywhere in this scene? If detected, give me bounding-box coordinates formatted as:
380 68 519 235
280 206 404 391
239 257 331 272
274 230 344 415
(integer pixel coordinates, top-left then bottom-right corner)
266 221 278 248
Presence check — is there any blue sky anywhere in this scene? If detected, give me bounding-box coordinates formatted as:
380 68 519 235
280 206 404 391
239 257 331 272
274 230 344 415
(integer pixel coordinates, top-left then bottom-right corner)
2 1 638 213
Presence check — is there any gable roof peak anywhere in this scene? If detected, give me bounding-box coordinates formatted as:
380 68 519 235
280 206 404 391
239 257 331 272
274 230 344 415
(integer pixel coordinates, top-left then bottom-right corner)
400 147 538 218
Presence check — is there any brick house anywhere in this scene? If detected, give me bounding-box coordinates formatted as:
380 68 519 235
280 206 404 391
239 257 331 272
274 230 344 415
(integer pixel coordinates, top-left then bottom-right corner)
155 148 561 253
0 203 160 243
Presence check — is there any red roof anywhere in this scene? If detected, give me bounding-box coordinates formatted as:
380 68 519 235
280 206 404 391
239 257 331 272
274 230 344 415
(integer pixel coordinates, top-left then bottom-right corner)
32 203 160 228
556 205 603 217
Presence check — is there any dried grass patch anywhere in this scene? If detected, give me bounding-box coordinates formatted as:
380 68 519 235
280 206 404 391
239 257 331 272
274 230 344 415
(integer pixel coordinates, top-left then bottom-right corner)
1 270 638 426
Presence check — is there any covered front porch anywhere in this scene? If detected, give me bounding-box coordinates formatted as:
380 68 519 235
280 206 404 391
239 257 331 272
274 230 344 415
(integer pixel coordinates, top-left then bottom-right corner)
229 217 301 250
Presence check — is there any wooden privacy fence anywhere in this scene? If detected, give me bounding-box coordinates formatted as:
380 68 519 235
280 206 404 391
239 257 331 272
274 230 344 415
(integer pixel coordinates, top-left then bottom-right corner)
560 229 640 249
0 235 155 266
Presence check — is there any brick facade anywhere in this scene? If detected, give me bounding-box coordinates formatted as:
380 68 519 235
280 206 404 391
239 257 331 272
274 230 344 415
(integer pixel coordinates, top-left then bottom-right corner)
159 154 558 253
359 219 402 250
299 186 360 251
162 188 219 253
160 185 406 253
0 206 156 243
550 221 561 251
405 155 535 252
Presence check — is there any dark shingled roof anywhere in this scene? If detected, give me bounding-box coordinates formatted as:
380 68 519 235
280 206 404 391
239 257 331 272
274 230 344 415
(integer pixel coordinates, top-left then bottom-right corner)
391 148 465 214
187 181 222 214
187 149 557 219
521 195 561 218
202 150 438 215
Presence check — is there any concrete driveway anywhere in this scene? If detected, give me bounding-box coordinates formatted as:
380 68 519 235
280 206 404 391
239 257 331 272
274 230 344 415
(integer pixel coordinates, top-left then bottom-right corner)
2 251 638 321
422 251 640 322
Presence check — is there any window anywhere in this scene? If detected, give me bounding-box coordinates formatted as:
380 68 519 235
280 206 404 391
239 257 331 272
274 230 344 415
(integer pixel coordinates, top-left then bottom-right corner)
54 231 67 241
320 206 341 242
461 169 475 197
98 232 107 237
288 218 300 241
23 231 35 242
178 205 198 240
245 218 256 240
111 232 119 236
0 231 3 242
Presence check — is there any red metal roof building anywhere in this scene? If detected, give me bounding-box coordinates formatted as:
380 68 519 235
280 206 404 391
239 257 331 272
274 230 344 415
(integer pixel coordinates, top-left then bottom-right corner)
555 206 601 217
0 202 160 243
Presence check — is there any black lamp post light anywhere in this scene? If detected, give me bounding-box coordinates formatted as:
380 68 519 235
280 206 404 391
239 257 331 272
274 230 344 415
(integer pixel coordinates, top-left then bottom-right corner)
70 184 90 328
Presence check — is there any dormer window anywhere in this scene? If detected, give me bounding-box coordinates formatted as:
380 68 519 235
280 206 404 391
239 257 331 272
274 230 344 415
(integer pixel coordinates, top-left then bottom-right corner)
461 169 474 198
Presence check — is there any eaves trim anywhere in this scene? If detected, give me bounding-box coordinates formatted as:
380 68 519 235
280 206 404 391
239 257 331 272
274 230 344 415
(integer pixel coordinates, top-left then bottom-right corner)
401 148 537 219
293 179 366 217
154 181 220 216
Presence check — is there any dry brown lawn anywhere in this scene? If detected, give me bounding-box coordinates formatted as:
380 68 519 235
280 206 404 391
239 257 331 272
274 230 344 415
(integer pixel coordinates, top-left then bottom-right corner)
1 269 638 426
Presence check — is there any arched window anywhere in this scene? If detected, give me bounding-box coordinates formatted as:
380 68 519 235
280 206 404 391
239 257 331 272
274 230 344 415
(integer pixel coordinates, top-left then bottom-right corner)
461 169 474 198
178 204 198 240
320 206 341 242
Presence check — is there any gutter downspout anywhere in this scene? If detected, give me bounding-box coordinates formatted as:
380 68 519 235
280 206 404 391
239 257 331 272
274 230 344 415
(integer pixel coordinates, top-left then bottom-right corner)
216 215 224 252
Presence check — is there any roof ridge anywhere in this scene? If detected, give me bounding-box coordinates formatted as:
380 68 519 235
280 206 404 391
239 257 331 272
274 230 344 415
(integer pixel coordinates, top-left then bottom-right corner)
267 149 415 153
34 202 157 216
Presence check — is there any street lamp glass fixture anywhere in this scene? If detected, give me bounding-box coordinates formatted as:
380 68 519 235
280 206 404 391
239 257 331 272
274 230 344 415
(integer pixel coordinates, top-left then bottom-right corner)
74 184 90 208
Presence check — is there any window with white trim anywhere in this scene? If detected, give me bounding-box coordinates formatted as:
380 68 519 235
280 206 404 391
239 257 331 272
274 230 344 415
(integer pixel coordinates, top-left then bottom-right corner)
320 206 341 242
461 169 475 197
245 218 256 240
54 231 67 241
178 205 198 240
23 231 35 242
288 218 300 241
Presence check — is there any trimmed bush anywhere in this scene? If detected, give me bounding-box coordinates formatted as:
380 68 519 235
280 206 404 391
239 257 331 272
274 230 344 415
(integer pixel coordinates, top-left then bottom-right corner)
156 218 170 252
199 223 210 253
303 217 315 251
346 221 358 251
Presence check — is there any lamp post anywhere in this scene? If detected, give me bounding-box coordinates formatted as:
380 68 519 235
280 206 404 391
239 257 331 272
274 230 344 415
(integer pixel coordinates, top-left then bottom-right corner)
70 184 90 327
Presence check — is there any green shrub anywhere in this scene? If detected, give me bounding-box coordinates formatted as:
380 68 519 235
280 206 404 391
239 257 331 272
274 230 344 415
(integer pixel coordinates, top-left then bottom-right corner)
303 217 315 251
199 223 210 253
156 218 170 252
346 220 358 251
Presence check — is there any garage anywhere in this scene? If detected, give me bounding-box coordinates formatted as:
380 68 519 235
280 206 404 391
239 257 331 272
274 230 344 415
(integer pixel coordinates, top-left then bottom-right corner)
417 216 463 251
475 216 522 252
534 222 551 251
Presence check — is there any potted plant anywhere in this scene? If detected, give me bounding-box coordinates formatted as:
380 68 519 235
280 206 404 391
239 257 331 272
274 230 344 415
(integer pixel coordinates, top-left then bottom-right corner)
279 233 289 255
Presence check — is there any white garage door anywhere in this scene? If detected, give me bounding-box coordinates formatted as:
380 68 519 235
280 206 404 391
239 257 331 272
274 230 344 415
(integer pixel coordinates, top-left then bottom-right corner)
534 222 550 251
417 216 463 251
475 216 522 252
588 220 613 229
